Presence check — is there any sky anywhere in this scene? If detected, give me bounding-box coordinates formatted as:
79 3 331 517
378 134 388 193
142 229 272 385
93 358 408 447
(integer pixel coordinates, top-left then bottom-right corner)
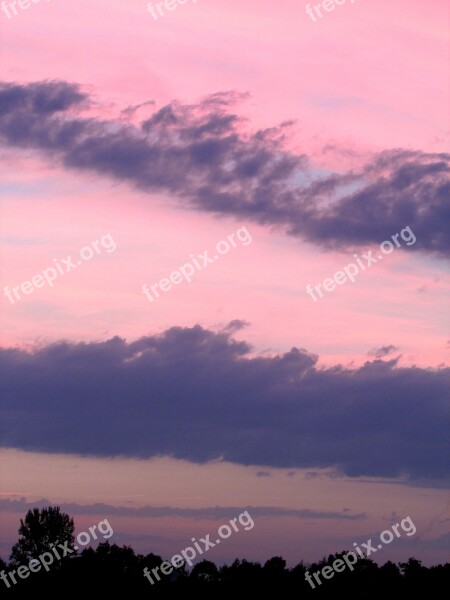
0 0 449 569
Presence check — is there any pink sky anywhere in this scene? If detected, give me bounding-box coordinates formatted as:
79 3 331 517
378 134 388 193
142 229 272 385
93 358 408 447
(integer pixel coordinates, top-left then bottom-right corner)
0 0 449 568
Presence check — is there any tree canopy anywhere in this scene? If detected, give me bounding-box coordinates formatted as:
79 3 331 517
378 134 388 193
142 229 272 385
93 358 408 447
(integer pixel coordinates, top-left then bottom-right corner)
10 506 75 566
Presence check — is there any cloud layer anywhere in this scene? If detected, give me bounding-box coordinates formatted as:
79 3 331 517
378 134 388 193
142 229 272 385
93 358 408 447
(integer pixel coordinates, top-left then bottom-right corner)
0 498 365 521
0 325 448 481
1 80 449 257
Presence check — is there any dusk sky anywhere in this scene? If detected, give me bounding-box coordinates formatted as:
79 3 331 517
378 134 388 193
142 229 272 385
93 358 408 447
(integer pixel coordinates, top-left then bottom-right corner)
0 0 449 568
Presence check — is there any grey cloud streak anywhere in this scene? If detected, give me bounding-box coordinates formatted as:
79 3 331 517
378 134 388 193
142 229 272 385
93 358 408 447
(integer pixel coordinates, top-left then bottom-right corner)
0 325 448 482
0 498 365 521
1 80 449 257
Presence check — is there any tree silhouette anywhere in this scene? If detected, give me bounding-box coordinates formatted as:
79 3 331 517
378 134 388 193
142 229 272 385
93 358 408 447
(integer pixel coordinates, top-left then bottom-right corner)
400 557 424 577
191 559 219 582
3 509 449 596
10 506 75 566
263 556 287 575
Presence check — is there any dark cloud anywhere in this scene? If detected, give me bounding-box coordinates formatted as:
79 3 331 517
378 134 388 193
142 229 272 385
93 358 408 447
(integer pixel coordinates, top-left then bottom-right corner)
255 471 272 478
1 80 449 257
0 81 88 115
368 346 400 358
0 498 365 521
304 471 341 481
0 325 448 482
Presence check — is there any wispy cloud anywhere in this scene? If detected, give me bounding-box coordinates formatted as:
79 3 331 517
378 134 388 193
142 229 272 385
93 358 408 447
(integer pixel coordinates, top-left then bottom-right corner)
0 497 365 521
1 81 449 258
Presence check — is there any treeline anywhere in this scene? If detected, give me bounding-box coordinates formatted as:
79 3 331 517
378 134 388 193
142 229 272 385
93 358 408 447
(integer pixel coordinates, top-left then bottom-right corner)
2 542 449 598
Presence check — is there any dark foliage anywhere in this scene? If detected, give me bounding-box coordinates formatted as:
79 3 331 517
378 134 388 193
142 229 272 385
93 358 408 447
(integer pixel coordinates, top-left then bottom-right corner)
1 509 448 598
1 540 449 598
